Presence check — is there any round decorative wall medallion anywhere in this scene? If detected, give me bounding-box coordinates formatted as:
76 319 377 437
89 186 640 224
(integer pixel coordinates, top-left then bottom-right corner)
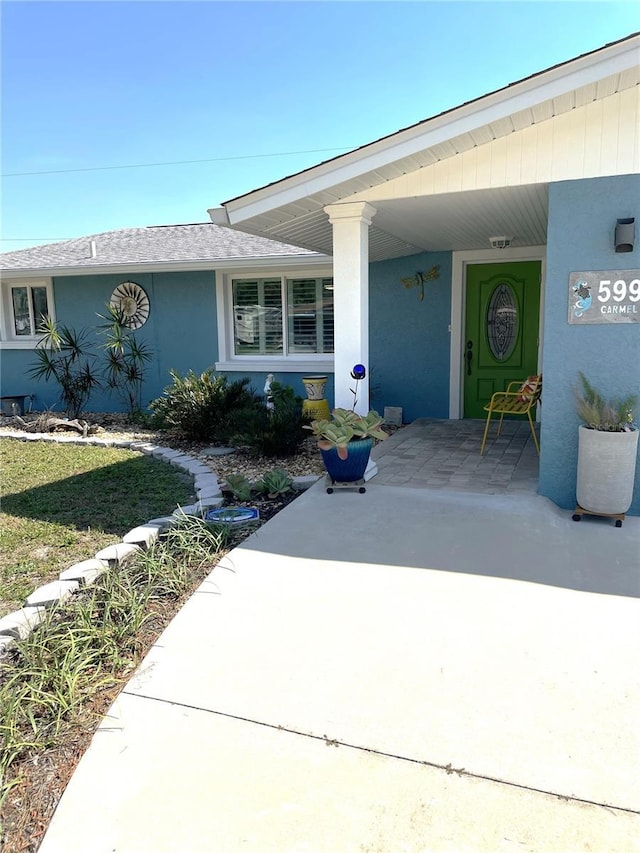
110 282 150 329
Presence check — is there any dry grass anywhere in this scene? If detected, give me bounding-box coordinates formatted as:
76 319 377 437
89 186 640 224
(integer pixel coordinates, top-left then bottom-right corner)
0 440 193 617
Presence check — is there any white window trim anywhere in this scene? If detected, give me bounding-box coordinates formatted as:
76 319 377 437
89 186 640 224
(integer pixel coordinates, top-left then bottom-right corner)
0 277 55 349
215 266 335 373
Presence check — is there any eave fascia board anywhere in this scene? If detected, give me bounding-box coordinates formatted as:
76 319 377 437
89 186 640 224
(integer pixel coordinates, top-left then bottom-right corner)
0 253 332 279
222 35 640 225
208 207 231 225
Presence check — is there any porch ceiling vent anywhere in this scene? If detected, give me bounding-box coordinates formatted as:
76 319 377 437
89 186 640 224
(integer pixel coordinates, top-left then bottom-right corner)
489 236 513 249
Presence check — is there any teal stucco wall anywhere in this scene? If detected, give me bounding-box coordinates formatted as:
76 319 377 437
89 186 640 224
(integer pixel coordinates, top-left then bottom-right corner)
539 174 640 516
1 270 218 412
1 253 454 421
369 252 452 421
217 252 453 420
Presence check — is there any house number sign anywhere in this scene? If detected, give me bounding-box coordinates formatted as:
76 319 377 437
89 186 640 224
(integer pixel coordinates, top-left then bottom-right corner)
568 270 640 324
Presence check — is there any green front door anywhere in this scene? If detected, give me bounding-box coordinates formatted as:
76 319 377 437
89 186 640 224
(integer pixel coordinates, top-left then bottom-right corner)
463 261 541 419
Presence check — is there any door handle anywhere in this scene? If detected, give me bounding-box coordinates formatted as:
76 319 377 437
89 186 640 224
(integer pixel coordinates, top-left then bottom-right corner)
465 341 473 376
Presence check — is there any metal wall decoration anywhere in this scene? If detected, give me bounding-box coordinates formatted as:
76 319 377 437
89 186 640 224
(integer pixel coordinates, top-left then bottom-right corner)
486 282 518 361
400 265 440 301
110 282 150 329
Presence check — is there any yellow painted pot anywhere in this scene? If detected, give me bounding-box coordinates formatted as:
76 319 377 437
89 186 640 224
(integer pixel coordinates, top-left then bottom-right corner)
302 375 328 401
302 398 330 421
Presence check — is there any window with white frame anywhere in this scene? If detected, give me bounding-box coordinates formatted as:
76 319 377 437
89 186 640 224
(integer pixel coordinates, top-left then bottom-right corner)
1 278 54 344
231 275 334 357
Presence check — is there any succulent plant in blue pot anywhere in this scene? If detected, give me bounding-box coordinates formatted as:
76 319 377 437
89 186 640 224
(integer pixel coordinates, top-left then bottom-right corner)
304 407 389 482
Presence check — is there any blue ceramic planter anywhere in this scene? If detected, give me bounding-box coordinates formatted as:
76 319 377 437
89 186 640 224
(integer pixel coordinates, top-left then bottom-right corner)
321 438 373 482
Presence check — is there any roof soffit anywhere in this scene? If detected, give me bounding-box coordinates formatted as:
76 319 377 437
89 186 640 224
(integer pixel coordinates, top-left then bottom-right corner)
227 183 551 262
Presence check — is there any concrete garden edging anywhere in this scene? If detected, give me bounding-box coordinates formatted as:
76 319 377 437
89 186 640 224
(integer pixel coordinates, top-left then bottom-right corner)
0 430 320 654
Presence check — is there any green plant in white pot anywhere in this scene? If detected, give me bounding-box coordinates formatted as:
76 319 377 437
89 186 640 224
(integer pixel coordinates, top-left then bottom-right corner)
573 372 638 524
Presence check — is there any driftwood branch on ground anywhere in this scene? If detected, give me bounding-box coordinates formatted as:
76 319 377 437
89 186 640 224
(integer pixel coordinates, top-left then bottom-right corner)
12 415 98 437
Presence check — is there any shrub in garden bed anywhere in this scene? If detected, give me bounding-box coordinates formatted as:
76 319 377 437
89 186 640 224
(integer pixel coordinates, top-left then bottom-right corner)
233 381 311 457
149 369 263 443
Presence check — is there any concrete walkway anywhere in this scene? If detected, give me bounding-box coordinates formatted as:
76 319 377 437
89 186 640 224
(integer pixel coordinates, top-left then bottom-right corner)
39 478 640 852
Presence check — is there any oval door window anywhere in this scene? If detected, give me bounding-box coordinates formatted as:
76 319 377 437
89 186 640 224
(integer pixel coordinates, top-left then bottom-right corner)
486 282 518 361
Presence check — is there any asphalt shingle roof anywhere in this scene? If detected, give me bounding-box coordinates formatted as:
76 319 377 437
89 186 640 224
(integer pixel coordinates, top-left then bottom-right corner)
0 223 320 272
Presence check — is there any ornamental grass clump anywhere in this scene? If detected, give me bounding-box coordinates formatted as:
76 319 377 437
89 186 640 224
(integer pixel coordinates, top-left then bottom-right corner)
0 512 231 826
575 372 637 432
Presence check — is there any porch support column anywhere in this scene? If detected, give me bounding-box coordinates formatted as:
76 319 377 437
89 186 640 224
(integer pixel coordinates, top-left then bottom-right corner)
324 201 377 414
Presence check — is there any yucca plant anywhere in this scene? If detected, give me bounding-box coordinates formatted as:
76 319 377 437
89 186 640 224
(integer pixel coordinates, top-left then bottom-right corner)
28 317 101 418
575 372 637 432
97 303 153 417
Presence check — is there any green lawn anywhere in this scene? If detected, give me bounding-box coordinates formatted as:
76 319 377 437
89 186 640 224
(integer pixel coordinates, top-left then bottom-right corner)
0 440 194 617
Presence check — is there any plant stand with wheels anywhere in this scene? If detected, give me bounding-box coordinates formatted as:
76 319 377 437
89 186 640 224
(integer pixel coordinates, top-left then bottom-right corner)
572 375 638 529
572 505 625 528
325 474 366 494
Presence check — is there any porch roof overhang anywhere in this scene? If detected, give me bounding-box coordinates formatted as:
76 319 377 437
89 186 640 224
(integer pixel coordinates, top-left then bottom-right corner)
209 33 639 262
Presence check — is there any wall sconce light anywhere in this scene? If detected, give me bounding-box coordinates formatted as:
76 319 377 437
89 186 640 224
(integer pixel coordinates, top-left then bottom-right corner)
615 218 635 253
489 236 513 249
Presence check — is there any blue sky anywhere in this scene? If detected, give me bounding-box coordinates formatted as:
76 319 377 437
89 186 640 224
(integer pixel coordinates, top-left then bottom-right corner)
1 1 638 252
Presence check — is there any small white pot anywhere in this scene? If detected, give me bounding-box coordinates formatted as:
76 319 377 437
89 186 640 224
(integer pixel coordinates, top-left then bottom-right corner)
576 425 639 514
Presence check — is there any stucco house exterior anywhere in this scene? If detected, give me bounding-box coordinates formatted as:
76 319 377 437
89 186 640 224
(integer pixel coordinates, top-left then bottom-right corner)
1 33 639 514
0 222 334 408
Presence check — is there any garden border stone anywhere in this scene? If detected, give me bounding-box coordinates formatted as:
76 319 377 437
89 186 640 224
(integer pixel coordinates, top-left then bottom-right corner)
25 580 80 609
0 430 320 654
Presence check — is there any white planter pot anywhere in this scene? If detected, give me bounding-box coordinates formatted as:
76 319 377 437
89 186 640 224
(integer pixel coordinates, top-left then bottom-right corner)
576 425 639 515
